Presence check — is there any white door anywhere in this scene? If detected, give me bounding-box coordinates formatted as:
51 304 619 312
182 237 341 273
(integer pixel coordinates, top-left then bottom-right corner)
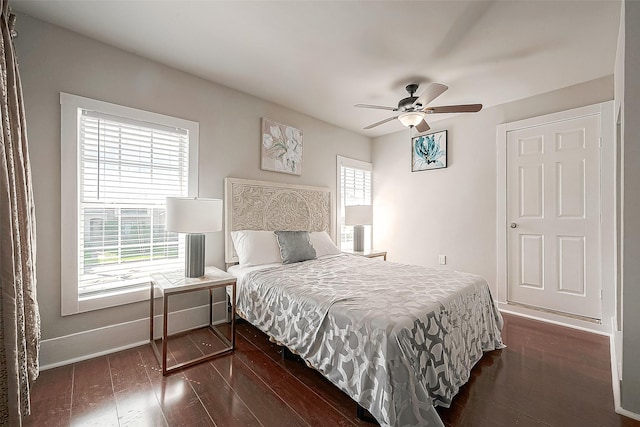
507 114 601 319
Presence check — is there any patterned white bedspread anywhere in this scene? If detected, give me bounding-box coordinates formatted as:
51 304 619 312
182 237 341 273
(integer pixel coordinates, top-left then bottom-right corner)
235 254 504 427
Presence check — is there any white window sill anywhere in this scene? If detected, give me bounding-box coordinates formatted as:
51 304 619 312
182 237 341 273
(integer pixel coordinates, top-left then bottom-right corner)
66 286 151 315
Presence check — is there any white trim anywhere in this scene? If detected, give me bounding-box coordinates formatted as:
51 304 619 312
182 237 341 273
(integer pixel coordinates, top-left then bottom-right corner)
77 287 150 313
616 401 640 421
499 304 610 335
496 102 615 330
496 124 508 303
600 101 616 327
610 322 640 421
59 92 199 315
40 301 227 370
615 103 623 333
504 104 602 131
336 155 372 173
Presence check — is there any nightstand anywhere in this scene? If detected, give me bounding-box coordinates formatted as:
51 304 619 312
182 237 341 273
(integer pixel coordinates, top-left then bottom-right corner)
150 266 236 375
343 249 387 261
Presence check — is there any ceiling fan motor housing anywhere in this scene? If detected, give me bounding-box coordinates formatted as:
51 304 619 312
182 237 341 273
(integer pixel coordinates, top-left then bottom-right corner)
398 96 419 111
398 83 420 111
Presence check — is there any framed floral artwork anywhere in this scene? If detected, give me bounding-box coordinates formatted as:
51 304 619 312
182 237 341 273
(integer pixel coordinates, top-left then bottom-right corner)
261 118 303 176
412 130 447 172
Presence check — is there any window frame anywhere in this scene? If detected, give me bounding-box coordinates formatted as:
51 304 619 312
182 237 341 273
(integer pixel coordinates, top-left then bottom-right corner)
336 155 373 251
60 93 199 315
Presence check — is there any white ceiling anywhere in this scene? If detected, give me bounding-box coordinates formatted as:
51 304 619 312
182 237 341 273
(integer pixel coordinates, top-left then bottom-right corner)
12 0 620 137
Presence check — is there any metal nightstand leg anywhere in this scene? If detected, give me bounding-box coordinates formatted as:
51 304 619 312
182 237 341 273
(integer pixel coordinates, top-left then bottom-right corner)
149 281 236 376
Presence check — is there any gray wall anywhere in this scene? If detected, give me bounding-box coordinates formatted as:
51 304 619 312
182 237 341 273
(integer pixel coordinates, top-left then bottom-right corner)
619 0 640 414
15 14 371 340
372 76 613 294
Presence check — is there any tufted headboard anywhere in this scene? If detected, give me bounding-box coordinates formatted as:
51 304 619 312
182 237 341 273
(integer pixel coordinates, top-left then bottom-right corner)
224 178 335 264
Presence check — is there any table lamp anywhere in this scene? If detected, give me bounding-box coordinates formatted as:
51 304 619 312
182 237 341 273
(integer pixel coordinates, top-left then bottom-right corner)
166 197 223 278
345 205 372 252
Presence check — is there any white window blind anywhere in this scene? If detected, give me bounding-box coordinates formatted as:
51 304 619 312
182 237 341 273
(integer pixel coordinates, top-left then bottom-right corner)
77 110 189 298
338 157 372 250
342 166 371 206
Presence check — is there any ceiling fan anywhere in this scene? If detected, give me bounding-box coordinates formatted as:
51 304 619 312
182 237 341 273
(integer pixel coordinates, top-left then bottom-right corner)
355 83 482 133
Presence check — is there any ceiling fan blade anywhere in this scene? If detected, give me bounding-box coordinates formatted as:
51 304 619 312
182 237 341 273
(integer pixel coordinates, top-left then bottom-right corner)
425 104 483 114
416 120 431 133
354 103 397 111
412 83 448 108
363 116 398 130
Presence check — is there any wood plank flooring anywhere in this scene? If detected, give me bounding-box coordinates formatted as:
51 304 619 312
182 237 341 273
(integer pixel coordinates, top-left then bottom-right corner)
24 313 640 426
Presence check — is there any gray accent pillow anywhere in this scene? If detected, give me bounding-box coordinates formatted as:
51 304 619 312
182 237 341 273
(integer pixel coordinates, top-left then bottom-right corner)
274 231 317 264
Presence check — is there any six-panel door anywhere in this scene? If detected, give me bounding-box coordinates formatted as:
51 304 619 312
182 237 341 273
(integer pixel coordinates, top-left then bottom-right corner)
507 114 601 319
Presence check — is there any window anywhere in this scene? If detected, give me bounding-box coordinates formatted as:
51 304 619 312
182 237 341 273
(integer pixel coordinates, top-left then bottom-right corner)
61 93 198 315
336 156 372 251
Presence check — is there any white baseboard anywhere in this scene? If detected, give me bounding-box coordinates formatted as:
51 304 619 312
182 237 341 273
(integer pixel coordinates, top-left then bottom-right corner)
498 302 610 335
609 321 640 421
616 407 640 422
40 300 227 370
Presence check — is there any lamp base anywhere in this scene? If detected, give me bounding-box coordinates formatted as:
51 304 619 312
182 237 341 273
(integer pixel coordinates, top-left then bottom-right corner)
353 225 365 252
185 233 205 278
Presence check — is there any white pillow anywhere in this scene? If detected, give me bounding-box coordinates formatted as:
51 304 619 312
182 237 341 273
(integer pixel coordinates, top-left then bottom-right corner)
309 231 341 257
231 230 282 266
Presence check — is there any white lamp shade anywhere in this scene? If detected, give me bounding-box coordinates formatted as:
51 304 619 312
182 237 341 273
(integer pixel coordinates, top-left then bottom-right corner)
398 111 425 128
166 197 223 233
345 205 373 226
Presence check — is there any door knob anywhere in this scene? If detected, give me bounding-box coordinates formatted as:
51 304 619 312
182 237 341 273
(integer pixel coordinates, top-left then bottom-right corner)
510 223 518 229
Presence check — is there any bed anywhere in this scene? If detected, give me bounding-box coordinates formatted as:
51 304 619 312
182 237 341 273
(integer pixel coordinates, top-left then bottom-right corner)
224 178 504 427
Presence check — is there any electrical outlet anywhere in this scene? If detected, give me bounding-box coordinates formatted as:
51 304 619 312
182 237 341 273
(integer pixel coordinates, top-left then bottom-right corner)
439 255 446 265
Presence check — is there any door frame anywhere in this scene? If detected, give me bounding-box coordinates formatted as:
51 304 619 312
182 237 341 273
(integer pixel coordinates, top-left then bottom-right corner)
496 101 616 334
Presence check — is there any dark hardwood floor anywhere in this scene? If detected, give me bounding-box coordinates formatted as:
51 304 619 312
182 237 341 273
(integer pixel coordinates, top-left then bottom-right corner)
24 313 640 427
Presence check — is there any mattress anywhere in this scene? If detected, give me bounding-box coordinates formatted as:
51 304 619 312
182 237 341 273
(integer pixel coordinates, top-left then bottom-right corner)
229 253 504 427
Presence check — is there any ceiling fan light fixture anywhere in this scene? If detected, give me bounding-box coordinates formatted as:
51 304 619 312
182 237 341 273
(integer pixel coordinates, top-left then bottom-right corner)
398 111 425 128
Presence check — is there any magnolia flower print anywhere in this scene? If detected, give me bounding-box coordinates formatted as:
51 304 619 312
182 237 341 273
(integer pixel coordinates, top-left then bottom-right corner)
262 120 302 174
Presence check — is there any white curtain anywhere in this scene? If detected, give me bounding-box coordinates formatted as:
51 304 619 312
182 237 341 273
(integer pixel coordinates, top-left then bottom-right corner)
0 1 41 424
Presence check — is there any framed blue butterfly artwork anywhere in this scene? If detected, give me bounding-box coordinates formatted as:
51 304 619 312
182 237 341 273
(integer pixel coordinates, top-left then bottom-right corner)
411 130 447 172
